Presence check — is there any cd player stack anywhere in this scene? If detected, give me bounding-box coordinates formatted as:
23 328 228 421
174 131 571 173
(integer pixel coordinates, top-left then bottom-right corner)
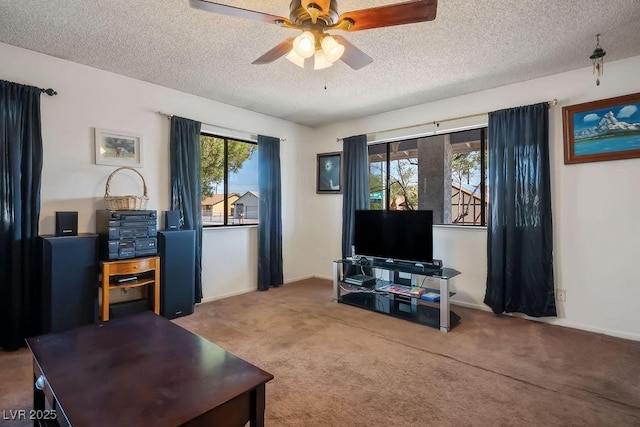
96 210 158 260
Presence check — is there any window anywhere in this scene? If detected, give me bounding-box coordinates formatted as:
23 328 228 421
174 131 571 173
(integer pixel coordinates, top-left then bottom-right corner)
200 134 259 226
367 127 488 226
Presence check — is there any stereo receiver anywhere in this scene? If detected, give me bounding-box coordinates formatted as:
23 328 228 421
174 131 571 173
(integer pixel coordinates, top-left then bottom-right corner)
96 210 158 260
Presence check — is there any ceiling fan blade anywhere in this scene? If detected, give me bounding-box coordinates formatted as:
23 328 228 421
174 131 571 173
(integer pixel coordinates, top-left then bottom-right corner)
190 0 289 25
252 38 295 64
333 36 373 70
339 0 437 32
301 0 331 14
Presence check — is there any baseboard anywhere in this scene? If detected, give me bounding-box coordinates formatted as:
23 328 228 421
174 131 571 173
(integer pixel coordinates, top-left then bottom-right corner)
514 315 640 342
450 300 640 342
449 300 491 311
199 275 316 305
199 288 254 304
285 274 315 284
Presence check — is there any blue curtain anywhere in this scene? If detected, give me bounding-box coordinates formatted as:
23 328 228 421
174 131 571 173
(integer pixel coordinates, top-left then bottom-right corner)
257 135 283 290
169 116 203 303
341 135 370 262
0 80 43 350
484 102 556 317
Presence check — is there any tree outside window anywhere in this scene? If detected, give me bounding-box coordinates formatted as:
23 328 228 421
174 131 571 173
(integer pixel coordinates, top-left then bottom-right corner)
367 128 488 225
200 134 258 226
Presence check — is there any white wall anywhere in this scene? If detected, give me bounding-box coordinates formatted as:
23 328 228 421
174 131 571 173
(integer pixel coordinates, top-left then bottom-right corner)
1 42 317 300
4 40 640 340
311 56 640 341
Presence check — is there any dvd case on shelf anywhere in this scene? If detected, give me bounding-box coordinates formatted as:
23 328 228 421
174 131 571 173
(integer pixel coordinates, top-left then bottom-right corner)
420 292 440 302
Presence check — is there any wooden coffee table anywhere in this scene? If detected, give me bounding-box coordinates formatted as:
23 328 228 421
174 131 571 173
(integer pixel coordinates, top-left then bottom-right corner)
26 311 274 426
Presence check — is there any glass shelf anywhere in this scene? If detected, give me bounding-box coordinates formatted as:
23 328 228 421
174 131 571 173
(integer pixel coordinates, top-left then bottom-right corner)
334 258 461 279
332 258 461 332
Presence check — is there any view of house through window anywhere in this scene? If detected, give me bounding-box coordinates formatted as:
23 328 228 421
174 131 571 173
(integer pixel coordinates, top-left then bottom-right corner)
368 128 488 226
200 134 259 226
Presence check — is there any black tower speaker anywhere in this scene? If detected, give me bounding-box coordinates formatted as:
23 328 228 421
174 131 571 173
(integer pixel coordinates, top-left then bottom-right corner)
157 230 195 319
55 211 78 236
40 234 97 333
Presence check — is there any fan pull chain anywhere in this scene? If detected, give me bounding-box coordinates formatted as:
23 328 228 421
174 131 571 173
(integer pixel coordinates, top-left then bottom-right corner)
324 76 327 90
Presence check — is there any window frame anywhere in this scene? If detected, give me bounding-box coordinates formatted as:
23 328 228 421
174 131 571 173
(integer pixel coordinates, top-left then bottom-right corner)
367 127 489 227
200 132 258 228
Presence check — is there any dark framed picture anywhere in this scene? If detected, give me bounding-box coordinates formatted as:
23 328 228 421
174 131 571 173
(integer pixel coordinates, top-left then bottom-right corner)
562 92 640 164
317 152 342 194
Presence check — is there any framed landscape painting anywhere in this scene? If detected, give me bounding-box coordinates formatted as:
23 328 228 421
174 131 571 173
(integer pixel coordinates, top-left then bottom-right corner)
94 128 143 167
562 92 640 164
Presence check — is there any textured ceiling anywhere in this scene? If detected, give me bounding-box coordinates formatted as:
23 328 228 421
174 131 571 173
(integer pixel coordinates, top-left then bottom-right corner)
1 1 640 127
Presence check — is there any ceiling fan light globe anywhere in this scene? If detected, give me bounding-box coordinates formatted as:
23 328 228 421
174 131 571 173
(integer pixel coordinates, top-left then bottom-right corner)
321 35 345 63
313 50 333 70
293 31 315 58
285 50 305 68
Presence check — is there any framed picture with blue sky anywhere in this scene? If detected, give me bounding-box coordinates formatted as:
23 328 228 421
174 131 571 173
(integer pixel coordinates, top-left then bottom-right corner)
562 92 640 164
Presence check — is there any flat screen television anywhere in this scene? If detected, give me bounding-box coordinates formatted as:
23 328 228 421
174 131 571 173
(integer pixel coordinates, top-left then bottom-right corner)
353 210 433 264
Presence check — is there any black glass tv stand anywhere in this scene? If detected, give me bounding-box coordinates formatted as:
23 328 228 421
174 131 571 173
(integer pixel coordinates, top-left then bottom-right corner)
332 258 461 332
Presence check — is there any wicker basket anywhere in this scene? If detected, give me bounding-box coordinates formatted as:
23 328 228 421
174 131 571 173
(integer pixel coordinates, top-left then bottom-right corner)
103 166 149 210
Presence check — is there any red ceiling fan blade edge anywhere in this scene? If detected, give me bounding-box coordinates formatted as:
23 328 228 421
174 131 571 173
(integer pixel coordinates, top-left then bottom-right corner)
339 0 438 32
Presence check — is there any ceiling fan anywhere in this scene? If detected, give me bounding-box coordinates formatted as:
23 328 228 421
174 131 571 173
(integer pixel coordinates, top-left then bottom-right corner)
190 0 438 70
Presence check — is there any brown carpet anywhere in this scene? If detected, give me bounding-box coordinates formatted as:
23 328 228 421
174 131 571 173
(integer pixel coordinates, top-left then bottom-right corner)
2 278 640 426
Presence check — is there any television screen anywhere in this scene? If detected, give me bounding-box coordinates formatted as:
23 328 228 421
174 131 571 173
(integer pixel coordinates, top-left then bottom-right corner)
353 210 433 264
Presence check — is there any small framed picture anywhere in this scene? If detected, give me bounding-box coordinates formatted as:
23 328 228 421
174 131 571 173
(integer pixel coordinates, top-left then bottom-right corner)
94 128 143 167
562 92 640 164
317 152 342 194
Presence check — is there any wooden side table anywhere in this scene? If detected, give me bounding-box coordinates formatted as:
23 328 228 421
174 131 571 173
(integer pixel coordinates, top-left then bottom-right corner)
101 256 160 321
26 312 274 426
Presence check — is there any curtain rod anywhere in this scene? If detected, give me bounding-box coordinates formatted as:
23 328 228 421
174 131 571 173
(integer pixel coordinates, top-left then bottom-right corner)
157 111 285 141
336 98 558 142
2 80 56 95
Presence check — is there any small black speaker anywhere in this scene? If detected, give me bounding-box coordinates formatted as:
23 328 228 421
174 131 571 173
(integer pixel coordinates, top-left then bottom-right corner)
164 210 181 231
55 211 78 236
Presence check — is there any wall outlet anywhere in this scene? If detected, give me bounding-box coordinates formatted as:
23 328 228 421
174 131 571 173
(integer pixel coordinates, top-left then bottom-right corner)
556 289 566 302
